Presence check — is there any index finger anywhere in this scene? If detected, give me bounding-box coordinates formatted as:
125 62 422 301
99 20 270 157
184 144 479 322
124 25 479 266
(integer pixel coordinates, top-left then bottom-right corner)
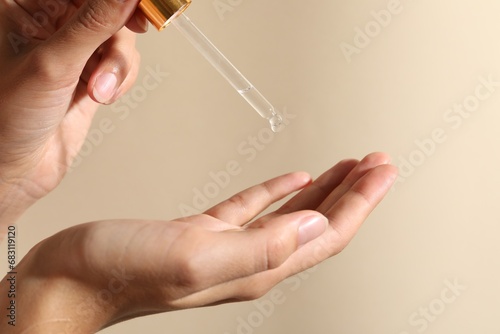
204 172 312 226
276 159 359 215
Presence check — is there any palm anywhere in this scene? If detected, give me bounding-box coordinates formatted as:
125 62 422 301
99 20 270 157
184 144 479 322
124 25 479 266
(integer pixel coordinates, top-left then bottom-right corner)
34 154 396 326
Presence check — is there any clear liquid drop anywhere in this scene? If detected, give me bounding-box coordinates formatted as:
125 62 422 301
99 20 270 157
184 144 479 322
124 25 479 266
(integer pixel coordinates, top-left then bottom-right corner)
268 113 285 133
237 86 285 132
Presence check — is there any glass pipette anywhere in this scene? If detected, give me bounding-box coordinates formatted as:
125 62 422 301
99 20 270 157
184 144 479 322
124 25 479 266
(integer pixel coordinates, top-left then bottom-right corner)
170 14 284 132
139 0 285 132
138 0 284 132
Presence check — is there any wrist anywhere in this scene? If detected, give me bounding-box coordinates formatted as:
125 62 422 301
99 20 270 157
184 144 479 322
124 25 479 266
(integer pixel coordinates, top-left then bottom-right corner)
0 240 115 333
0 158 59 235
0 152 72 232
0 180 36 239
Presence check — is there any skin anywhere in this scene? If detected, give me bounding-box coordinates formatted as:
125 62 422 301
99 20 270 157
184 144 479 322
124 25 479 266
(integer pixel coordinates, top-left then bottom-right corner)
0 0 398 332
0 154 397 333
0 0 146 231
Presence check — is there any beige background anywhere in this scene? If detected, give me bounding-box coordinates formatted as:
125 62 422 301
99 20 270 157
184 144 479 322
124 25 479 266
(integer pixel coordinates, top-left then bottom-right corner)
3 0 500 333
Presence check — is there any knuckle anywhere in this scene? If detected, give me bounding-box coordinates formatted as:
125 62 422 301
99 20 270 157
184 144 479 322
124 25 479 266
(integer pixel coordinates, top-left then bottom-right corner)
206 193 246 218
259 181 273 201
78 2 110 32
324 224 348 255
25 47 73 84
169 228 206 290
172 252 202 289
108 52 130 81
226 193 247 214
264 235 290 270
351 185 372 207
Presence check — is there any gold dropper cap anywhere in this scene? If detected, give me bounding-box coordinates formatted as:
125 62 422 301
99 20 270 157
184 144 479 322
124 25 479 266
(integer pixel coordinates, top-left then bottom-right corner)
139 0 192 31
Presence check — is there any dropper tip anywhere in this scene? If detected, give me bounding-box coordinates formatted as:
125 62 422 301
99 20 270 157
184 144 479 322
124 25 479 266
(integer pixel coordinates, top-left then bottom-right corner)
269 113 285 133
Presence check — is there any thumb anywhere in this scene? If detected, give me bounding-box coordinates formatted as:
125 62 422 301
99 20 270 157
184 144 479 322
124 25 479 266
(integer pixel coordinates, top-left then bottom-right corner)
44 0 140 70
158 212 329 309
230 211 329 276
175 211 329 293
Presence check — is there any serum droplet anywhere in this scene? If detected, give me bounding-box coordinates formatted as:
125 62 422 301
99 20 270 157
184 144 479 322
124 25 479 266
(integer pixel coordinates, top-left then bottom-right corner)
268 114 285 133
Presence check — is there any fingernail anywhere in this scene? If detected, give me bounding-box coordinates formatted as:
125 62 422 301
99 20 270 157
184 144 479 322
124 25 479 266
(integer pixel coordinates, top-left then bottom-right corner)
93 73 117 104
298 214 328 246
